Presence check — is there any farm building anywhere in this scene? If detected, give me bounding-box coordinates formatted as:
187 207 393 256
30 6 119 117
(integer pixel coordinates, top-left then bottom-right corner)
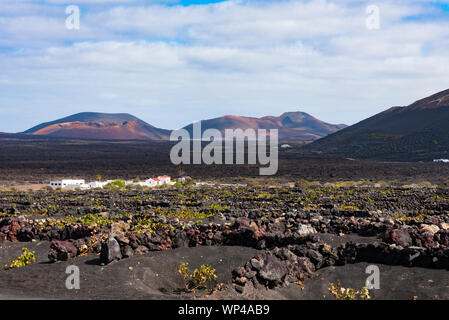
433 159 449 163
125 180 149 187
88 181 111 188
178 177 186 183
49 179 86 188
158 175 171 184
145 178 161 187
49 175 173 189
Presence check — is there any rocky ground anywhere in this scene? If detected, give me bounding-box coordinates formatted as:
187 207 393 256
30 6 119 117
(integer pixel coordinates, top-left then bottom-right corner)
0 184 449 300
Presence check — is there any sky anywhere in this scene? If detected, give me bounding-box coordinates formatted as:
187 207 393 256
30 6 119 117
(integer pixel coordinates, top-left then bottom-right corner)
1 0 449 132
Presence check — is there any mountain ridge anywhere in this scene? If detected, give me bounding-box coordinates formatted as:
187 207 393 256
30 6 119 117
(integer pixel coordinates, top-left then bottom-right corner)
23 111 347 141
182 111 347 140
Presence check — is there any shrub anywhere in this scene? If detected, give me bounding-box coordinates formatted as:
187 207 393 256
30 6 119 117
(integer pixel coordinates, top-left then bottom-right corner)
104 180 126 189
208 204 230 213
295 179 312 188
5 248 36 270
131 216 173 234
433 195 449 201
339 204 359 211
255 192 271 199
155 207 215 220
334 181 358 188
80 213 112 227
184 178 196 187
178 262 217 291
329 281 370 300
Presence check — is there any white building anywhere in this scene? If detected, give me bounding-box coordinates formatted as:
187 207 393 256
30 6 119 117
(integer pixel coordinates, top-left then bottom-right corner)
49 179 85 188
131 181 149 187
158 175 171 184
88 181 109 188
145 178 161 187
434 159 449 163
49 175 173 190
178 177 186 184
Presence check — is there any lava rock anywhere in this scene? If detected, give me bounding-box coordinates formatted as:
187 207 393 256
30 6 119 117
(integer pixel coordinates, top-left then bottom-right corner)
250 258 263 271
121 245 134 258
385 229 412 247
100 237 122 264
134 245 150 255
111 221 130 238
258 254 287 283
48 240 78 262
296 224 317 237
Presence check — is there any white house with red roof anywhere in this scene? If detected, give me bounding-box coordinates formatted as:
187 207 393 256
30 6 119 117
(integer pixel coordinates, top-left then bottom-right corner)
145 178 161 187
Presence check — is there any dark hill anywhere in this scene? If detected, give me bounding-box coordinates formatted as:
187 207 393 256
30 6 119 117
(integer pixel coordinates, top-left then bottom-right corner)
302 89 449 160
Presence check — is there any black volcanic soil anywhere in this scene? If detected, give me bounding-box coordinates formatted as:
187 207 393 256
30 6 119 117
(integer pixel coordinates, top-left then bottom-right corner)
0 137 448 186
0 243 259 300
1 240 449 300
0 185 449 300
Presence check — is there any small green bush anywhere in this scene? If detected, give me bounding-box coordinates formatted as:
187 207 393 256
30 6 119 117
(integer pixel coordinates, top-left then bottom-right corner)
295 179 312 188
339 204 359 211
5 248 36 270
178 262 217 291
329 280 370 300
132 216 173 234
104 180 126 189
208 204 230 213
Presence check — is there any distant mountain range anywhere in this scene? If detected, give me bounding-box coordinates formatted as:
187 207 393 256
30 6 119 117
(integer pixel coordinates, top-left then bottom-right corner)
22 111 347 141
10 89 449 160
182 112 347 140
303 88 449 160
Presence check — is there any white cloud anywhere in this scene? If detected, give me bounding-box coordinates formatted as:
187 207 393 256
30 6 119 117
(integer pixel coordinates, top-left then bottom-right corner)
0 0 449 132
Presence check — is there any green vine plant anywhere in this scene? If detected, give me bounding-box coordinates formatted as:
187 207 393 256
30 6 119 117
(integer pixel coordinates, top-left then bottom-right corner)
178 262 217 292
5 248 36 270
328 280 371 300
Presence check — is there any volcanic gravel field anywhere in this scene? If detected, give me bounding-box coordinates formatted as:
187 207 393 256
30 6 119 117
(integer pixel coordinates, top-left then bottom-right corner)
1 185 449 300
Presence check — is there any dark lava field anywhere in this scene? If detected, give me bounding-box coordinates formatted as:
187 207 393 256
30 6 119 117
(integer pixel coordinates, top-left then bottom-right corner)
1 138 449 185
1 184 449 300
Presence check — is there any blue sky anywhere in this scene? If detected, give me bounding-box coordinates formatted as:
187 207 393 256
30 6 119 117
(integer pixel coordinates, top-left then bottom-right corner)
1 0 449 132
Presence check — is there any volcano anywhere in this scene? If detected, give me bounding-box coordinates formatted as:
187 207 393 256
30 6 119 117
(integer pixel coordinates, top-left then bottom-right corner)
24 112 170 140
